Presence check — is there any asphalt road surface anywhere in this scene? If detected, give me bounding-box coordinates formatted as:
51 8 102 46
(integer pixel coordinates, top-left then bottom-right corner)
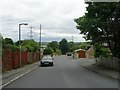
4 55 118 88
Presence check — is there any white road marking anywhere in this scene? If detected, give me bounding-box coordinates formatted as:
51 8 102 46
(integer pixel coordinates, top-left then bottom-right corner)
1 66 38 88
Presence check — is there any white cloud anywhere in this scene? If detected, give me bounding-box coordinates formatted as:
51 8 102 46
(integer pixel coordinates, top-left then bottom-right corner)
1 0 87 42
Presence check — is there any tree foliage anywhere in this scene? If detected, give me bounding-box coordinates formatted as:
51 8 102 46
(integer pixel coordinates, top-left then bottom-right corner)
94 43 109 58
4 38 14 45
47 41 59 53
0 34 2 57
55 49 62 55
74 2 120 59
20 40 39 52
2 38 39 52
59 39 69 54
0 33 2 43
68 42 90 52
43 47 53 55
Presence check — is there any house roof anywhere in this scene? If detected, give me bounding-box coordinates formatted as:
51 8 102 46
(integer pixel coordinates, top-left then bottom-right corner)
74 49 86 52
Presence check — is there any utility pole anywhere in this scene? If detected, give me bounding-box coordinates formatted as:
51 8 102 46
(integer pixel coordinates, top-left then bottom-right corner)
72 35 74 43
29 26 34 40
19 23 28 68
39 24 41 60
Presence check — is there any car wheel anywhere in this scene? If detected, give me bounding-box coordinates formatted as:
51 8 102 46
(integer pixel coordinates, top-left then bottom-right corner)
51 63 53 66
41 64 43 67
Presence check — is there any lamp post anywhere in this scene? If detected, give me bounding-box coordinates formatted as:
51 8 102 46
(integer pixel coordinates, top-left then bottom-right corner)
39 24 41 60
19 23 28 67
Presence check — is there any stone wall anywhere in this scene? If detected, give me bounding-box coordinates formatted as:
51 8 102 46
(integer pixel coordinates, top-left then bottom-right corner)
96 56 120 70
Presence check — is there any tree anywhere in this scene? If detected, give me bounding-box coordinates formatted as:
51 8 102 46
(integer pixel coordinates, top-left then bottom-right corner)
0 33 3 56
68 42 90 52
59 39 69 54
0 33 3 46
47 41 59 53
2 37 16 50
15 40 39 52
74 2 120 59
21 40 39 52
43 47 53 55
68 42 76 52
56 49 62 55
4 38 14 45
15 40 24 46
79 42 87 50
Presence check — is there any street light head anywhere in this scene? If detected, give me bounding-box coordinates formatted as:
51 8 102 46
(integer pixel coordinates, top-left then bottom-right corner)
20 23 28 25
23 23 28 25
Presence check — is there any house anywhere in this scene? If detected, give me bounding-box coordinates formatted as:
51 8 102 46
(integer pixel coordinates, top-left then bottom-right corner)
73 45 94 59
73 49 86 58
86 45 94 58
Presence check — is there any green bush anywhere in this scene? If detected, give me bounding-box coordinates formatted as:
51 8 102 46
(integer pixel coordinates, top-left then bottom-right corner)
56 49 62 55
11 45 19 51
17 40 39 52
2 37 39 52
100 48 109 57
94 43 109 58
43 48 53 55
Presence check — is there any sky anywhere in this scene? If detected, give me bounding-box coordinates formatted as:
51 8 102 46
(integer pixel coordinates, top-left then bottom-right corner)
1 0 88 42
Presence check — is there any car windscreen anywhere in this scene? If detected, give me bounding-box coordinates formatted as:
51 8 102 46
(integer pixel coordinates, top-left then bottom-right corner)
42 56 52 60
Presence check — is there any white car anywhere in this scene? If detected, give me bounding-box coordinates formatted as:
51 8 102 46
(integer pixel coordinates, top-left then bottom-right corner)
40 55 54 66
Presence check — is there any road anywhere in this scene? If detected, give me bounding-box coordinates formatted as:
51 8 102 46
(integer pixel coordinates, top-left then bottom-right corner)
3 55 118 88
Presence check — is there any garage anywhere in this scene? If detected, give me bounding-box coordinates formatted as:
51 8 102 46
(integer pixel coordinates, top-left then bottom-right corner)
74 49 86 58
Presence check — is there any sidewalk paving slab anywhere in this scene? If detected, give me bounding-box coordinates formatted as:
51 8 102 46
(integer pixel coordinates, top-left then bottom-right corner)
2 61 39 86
75 58 119 81
81 64 119 80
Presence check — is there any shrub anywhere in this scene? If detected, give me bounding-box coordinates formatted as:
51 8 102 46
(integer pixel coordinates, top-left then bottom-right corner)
94 43 109 58
43 48 53 55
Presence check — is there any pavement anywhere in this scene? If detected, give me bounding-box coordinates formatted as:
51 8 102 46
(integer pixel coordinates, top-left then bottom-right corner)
2 61 39 87
3 55 118 88
75 58 120 81
1 56 119 88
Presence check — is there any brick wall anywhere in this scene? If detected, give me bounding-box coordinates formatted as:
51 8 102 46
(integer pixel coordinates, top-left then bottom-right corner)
86 46 94 58
2 49 41 72
21 51 27 66
13 51 20 69
2 50 14 71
